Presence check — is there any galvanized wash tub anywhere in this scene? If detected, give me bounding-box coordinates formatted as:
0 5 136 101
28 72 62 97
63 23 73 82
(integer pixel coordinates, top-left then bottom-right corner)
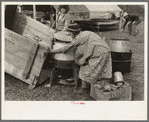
109 38 131 52
53 32 76 61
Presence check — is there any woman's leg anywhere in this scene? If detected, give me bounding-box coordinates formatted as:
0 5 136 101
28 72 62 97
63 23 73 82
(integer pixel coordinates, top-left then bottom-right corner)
73 80 90 94
132 20 141 36
82 80 89 89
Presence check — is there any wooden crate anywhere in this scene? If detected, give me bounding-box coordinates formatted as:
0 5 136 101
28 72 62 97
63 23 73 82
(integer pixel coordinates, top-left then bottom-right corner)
5 28 52 89
4 8 56 89
90 81 132 101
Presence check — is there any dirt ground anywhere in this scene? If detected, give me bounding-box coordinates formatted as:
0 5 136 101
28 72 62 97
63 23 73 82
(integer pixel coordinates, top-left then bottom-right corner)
5 21 145 101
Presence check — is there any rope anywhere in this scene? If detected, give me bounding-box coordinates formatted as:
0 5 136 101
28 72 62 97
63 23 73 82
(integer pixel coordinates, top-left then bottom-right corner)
84 18 97 33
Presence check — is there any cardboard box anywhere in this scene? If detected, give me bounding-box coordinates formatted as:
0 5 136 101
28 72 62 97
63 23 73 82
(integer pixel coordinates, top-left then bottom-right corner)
90 80 132 101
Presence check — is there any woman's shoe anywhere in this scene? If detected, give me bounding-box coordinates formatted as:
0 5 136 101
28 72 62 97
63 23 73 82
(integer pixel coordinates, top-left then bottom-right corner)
44 84 51 88
56 79 75 86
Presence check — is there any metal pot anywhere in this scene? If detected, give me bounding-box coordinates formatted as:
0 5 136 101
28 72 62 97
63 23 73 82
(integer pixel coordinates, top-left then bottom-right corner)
53 31 76 61
53 40 76 61
109 39 131 52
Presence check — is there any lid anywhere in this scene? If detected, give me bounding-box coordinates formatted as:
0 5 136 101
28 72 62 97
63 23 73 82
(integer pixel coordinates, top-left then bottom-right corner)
54 31 73 42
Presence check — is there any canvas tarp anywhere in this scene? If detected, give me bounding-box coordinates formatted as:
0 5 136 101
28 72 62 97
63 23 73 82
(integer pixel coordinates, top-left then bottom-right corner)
53 5 123 20
85 5 123 19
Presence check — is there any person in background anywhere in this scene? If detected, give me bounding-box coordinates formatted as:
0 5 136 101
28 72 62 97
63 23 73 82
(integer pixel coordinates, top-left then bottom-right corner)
52 5 71 31
120 12 141 36
46 24 112 93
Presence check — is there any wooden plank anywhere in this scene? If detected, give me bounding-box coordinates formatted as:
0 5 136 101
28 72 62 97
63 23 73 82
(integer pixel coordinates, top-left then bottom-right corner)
5 61 24 80
32 46 48 68
5 61 35 85
5 41 50 69
29 46 48 77
12 12 55 41
12 19 54 44
5 38 32 59
5 50 42 77
5 51 27 70
5 28 37 51
22 43 39 79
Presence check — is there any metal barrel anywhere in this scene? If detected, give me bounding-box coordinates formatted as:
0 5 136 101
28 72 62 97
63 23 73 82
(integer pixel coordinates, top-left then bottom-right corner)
109 38 132 74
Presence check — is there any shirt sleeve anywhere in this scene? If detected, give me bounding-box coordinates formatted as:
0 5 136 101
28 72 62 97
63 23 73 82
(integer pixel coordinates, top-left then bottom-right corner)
62 35 82 53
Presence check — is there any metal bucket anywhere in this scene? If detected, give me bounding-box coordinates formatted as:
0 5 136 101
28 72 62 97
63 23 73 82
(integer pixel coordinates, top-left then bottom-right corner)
53 40 76 61
109 39 131 52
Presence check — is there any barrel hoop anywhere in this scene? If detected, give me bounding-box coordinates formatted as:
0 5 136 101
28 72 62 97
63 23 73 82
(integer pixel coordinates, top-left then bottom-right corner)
112 60 131 62
110 38 130 41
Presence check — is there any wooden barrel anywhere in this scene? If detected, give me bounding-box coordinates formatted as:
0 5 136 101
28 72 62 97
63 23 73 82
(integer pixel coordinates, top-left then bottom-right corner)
109 38 131 52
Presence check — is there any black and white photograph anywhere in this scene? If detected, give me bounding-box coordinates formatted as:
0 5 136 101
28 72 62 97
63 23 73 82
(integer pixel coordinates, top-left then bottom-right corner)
2 2 148 120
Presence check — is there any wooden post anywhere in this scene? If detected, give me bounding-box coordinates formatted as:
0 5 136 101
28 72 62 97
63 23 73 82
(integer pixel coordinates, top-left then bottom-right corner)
119 11 123 31
17 5 22 13
33 5 36 20
5 5 17 29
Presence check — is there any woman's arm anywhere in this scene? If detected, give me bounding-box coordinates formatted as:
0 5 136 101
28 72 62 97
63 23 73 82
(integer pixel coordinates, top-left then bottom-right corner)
122 18 129 29
50 43 74 54
62 14 71 31
50 34 82 54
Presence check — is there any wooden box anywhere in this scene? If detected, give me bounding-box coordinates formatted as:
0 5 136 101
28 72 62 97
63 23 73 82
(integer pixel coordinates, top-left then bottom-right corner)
90 80 132 101
5 7 55 89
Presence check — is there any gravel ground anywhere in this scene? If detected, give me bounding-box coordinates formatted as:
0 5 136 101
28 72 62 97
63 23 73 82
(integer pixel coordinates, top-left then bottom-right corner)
5 21 145 101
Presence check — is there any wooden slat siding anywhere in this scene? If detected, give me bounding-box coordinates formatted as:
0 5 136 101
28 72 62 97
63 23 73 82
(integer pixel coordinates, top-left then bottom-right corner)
14 12 55 36
12 12 54 43
12 19 54 45
5 43 49 69
22 43 39 79
5 30 46 77
5 61 24 80
5 59 42 83
5 38 31 59
5 61 33 85
18 23 53 44
5 28 37 51
5 37 51 57
5 28 50 68
5 51 41 76
5 51 27 70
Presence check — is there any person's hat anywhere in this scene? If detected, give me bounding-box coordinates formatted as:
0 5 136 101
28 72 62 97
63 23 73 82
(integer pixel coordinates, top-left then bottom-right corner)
123 12 129 17
66 23 81 32
54 31 73 42
114 71 124 86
